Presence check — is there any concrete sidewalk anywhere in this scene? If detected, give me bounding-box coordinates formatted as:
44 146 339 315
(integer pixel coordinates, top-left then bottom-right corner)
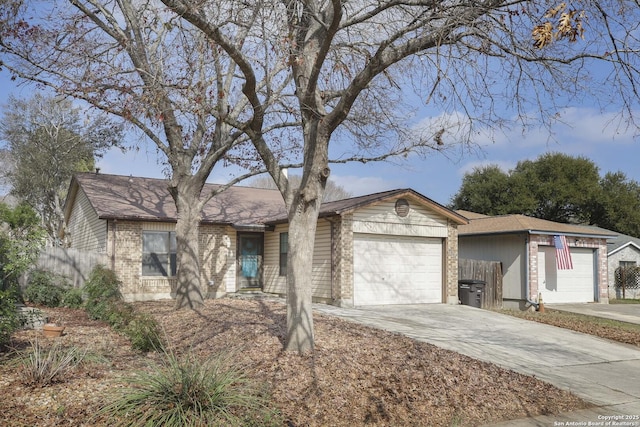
549 303 640 325
312 303 640 426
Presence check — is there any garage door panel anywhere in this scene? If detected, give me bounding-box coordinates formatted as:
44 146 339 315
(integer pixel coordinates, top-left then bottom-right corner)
354 234 442 306
539 246 595 303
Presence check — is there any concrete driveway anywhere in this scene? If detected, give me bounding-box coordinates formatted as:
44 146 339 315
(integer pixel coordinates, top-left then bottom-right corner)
312 303 640 426
549 303 640 325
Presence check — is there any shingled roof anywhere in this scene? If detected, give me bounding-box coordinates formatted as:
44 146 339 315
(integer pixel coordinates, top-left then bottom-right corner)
457 211 617 238
66 173 468 227
66 173 287 225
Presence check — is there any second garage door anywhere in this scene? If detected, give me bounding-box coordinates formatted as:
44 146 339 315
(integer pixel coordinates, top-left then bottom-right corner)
538 246 595 303
353 233 442 306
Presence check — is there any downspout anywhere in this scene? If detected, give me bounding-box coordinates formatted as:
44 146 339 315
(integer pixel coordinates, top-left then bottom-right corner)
326 217 336 302
524 235 540 310
111 219 117 271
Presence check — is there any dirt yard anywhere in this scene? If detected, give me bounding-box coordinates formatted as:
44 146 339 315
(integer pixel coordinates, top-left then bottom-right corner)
0 297 590 426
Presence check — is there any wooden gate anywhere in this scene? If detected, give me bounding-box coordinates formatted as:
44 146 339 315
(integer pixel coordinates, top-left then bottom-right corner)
458 259 503 309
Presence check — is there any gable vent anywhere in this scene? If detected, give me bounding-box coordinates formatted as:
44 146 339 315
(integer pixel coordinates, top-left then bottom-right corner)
395 198 410 217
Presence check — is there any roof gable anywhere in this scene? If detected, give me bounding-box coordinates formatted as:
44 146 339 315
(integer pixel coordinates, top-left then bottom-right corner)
317 189 468 225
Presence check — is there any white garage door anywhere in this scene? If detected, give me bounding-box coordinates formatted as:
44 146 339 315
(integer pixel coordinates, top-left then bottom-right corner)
538 246 595 303
353 234 442 306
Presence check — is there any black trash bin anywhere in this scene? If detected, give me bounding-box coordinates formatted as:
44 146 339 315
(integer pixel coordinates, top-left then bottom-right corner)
458 279 486 308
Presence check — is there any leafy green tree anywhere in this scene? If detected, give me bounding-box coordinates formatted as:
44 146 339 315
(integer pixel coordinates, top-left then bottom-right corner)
591 172 640 237
511 153 601 223
450 165 536 216
0 202 46 291
0 94 123 243
451 153 640 235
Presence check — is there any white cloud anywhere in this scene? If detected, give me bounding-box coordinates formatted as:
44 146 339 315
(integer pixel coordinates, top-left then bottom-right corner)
331 174 404 196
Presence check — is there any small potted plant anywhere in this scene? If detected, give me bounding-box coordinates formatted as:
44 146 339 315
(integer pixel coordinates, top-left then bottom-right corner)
42 322 65 338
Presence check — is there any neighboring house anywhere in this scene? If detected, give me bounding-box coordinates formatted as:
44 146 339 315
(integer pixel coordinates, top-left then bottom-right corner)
62 172 467 307
606 233 640 300
457 211 616 309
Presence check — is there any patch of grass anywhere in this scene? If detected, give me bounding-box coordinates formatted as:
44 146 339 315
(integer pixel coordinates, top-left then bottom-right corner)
610 298 640 304
498 308 640 346
98 348 282 427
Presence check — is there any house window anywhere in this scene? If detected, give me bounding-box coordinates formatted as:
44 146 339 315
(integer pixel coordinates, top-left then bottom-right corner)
620 261 637 269
142 231 177 276
279 232 288 276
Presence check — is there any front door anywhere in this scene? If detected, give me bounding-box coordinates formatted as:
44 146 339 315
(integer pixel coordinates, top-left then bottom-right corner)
237 233 263 289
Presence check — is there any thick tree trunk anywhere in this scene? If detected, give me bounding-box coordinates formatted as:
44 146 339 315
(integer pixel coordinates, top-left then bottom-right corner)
172 180 205 309
284 195 320 353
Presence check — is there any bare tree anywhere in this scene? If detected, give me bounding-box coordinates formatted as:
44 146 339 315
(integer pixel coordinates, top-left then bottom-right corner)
4 1 640 353
0 1 282 308
250 174 352 202
160 0 640 352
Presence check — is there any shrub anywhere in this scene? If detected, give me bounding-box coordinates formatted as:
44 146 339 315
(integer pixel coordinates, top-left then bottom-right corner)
124 312 164 353
61 288 84 309
98 349 281 427
104 300 135 332
83 265 122 321
19 338 86 386
23 270 69 307
0 290 20 348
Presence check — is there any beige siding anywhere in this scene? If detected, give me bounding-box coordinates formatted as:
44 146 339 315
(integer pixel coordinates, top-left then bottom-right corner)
67 188 107 252
459 235 526 301
352 199 448 237
264 225 287 294
263 220 332 301
312 220 332 300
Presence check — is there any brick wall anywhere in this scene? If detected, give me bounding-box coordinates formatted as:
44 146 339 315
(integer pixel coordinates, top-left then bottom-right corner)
331 214 354 307
528 234 608 303
445 222 459 304
108 220 234 301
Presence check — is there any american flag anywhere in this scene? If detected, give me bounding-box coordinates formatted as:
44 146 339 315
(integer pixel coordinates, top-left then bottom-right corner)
554 235 573 270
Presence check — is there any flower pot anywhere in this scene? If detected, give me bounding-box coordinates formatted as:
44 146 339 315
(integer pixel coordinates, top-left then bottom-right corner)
42 323 65 338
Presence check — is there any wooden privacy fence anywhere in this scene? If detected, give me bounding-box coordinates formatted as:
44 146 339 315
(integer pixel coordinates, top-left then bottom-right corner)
29 247 107 288
458 258 503 309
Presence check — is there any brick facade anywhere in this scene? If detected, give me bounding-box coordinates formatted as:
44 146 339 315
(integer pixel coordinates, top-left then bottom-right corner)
106 211 463 306
331 214 354 307
107 220 233 301
445 222 459 304
528 234 608 303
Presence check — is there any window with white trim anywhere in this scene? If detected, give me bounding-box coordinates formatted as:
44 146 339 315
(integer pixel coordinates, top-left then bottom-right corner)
279 232 288 276
142 231 177 276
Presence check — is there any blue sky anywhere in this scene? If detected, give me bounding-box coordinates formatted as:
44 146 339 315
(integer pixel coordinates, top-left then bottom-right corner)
1 68 638 207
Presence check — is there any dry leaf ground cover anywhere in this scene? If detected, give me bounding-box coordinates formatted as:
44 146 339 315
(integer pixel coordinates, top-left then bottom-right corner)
0 298 590 426
499 308 640 347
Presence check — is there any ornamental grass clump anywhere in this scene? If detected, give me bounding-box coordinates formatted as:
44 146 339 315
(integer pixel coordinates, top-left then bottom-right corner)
19 339 86 387
99 349 281 427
